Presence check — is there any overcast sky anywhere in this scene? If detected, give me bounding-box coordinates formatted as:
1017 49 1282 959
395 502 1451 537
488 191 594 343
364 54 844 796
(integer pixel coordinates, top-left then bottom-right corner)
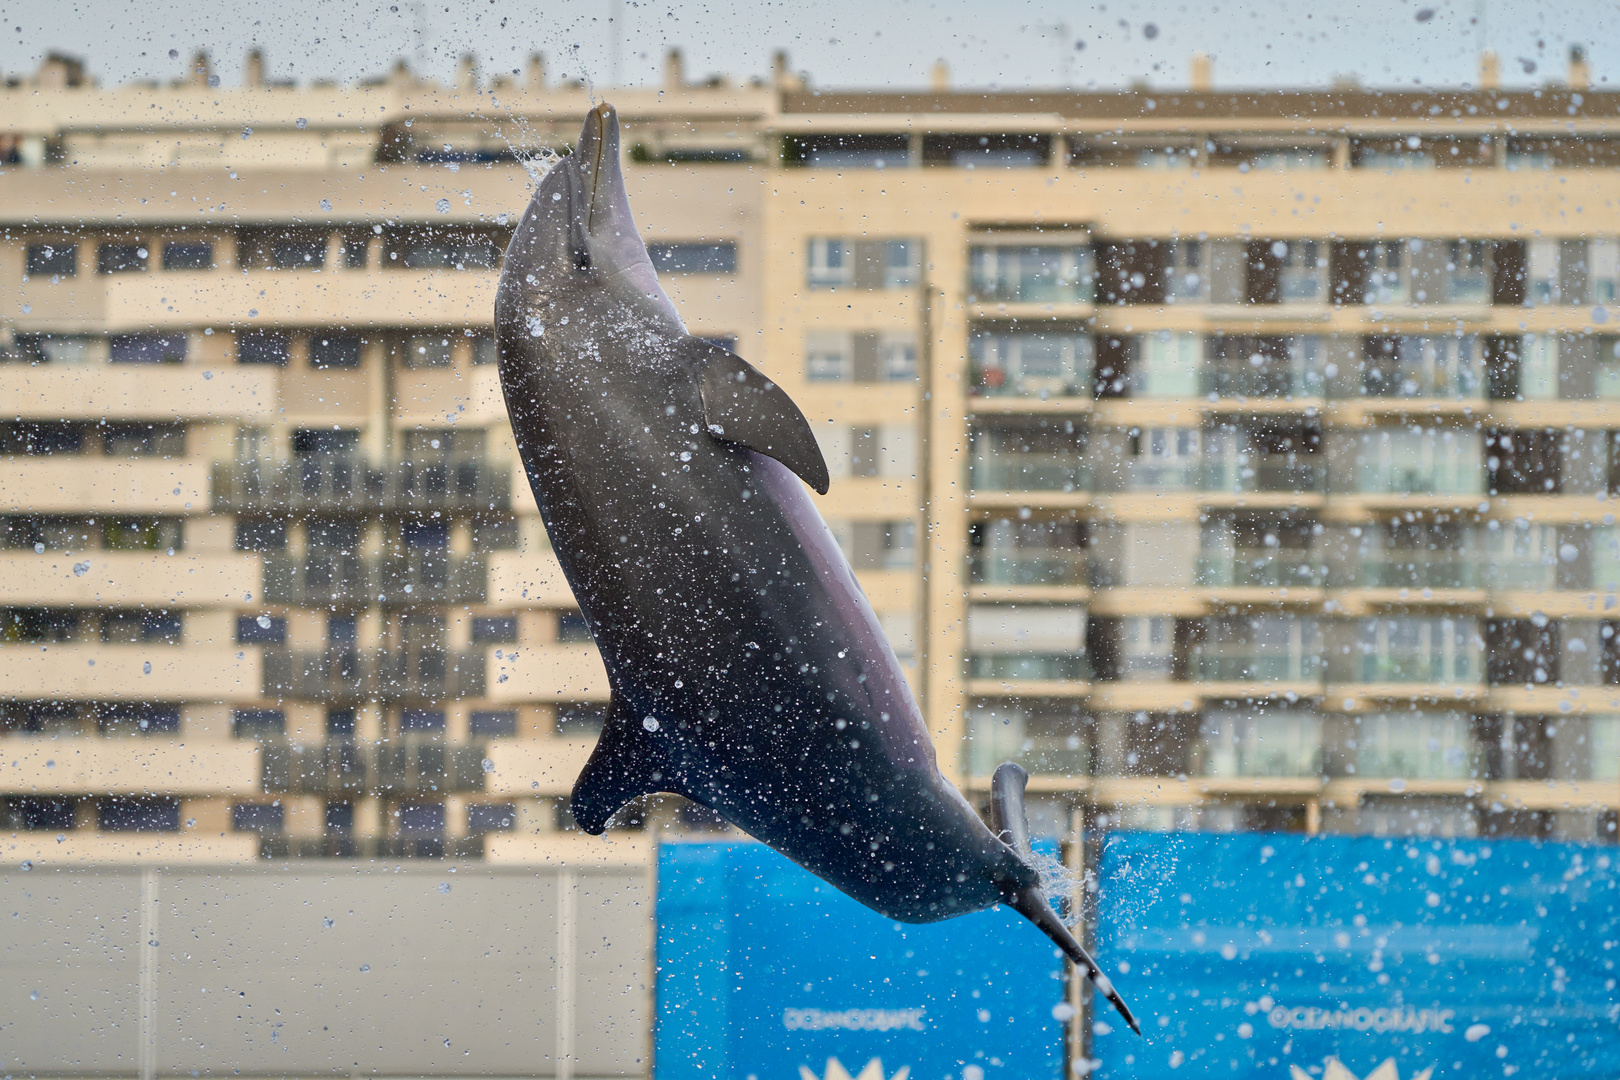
0 0 1609 93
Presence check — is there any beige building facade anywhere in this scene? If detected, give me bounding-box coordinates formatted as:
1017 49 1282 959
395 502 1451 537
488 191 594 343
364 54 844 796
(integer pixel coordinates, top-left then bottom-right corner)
2 49 1618 872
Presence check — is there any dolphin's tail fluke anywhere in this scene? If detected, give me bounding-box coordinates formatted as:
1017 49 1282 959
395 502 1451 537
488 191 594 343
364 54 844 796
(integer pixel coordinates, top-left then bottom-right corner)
991 762 1142 1037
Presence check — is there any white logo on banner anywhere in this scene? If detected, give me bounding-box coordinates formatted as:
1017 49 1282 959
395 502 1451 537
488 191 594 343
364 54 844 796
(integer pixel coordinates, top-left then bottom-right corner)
1289 1057 1434 1080
797 1057 911 1080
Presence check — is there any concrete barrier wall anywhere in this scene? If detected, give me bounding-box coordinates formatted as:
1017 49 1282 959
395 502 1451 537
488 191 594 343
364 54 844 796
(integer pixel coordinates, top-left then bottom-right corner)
0 864 651 1080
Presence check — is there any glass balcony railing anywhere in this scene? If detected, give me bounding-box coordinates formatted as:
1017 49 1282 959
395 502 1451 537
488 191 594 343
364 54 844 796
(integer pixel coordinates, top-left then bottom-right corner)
967 654 1090 681
1200 459 1327 495
1348 555 1484 589
261 741 490 795
1350 713 1473 779
264 553 488 606
1194 652 1322 683
261 648 487 702
967 246 1096 304
1199 712 1323 777
1352 650 1483 684
213 456 511 513
1196 549 1326 588
1199 367 1324 399
969 456 1091 492
966 721 1089 778
1352 463 1485 496
970 551 1092 587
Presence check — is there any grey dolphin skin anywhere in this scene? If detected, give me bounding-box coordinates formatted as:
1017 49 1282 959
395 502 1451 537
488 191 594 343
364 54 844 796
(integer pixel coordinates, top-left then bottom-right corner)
494 102 1139 1035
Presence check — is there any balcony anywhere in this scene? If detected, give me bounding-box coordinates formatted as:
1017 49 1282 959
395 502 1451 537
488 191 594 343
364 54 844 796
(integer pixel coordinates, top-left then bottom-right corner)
263 552 487 606
269 836 489 859
1346 554 1484 590
261 649 487 702
1199 366 1322 400
971 550 1092 588
261 740 490 795
0 364 279 422
0 458 209 514
1198 710 1323 778
1326 618 1484 687
212 455 510 514
966 605 1088 685
1195 549 1326 588
0 645 262 702
967 244 1095 305
966 705 1090 778
1199 458 1326 496
0 552 260 607
970 456 1091 493
967 654 1090 681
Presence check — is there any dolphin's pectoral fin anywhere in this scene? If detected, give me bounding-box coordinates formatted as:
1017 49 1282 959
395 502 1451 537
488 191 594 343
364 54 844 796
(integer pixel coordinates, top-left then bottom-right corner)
690 338 831 495
989 761 1033 856
570 694 676 834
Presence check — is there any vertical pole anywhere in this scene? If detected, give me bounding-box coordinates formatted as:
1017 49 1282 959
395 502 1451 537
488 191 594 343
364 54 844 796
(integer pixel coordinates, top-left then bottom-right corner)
555 870 577 1080
138 868 159 1080
915 277 934 715
1065 804 1087 1076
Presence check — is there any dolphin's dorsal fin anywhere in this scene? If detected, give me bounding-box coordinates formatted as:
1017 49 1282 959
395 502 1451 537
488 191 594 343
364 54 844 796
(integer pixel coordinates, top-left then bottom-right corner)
688 338 831 495
570 694 676 833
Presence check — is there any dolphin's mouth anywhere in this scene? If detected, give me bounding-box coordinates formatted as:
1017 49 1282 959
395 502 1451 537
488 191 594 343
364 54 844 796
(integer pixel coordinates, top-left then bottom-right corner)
575 102 617 233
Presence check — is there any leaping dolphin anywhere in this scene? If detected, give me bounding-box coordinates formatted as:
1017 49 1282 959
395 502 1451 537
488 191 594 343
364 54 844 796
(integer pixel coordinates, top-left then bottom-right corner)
494 102 1139 1035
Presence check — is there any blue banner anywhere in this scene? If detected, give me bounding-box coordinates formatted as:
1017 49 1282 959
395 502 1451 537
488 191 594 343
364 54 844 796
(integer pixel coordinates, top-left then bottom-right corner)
1093 832 1620 1080
656 840 1067 1080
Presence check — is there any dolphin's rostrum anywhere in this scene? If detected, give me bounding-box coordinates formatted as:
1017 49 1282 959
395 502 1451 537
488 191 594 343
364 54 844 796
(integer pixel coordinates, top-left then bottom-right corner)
494 102 1139 1035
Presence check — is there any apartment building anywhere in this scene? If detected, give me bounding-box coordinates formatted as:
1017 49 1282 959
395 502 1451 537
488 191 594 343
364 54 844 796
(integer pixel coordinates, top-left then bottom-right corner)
2 46 1618 873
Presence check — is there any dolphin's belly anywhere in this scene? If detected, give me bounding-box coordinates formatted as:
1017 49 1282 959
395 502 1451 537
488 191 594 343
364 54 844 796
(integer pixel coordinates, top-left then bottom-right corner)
504 342 1011 921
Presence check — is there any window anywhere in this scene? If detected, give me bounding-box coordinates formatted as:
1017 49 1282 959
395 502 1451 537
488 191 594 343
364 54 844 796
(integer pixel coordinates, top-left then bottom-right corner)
11 797 75 830
401 334 454 368
386 227 500 270
327 708 356 738
557 703 608 736
787 133 911 169
25 242 76 277
101 609 182 644
98 796 180 832
469 710 517 737
327 615 357 647
472 515 520 550
557 612 593 643
395 802 445 835
238 330 290 366
647 242 737 274
401 518 449 549
237 614 287 645
0 421 84 455
232 803 285 833
292 428 360 456
103 422 185 458
466 802 516 833
104 517 183 552
805 331 851 382
968 243 1096 304
161 241 213 270
235 519 287 552
806 238 851 289
400 709 445 732
98 703 181 734
110 333 186 364
269 235 326 269
884 239 920 288
325 801 355 834
232 708 286 739
97 242 147 273
309 332 363 369
471 616 518 644
469 332 498 365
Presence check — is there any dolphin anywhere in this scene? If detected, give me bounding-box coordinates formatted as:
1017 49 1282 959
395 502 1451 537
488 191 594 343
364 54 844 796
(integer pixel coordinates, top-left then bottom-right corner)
494 102 1139 1034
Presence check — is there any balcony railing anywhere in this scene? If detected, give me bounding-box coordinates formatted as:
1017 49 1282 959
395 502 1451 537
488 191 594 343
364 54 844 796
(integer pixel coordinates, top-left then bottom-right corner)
261 741 490 794
1350 651 1482 685
1194 652 1322 683
1346 556 1484 589
1200 459 1327 495
971 551 1092 587
966 725 1090 778
1196 550 1326 588
969 457 1091 493
261 648 487 702
967 654 1090 681
1198 367 1323 399
213 456 510 513
260 836 489 859
263 553 488 606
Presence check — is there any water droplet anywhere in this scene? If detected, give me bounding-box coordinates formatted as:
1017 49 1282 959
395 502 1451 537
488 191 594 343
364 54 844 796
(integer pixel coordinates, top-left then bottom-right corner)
320 198 332 212
19 860 31 871
436 198 451 214
438 882 451 894
30 990 39 1000
72 561 89 576
323 917 334 928
359 964 370 973
643 716 660 731
257 615 272 629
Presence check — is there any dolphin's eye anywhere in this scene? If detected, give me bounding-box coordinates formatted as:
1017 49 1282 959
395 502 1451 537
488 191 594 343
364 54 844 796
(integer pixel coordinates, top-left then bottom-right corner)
573 249 591 272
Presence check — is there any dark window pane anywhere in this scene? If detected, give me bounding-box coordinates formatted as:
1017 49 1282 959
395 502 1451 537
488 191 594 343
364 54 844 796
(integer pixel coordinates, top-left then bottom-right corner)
309 332 363 369
325 801 355 833
471 616 518 644
162 241 213 270
291 428 360 456
104 517 183 552
557 703 607 736
400 708 445 732
466 802 516 833
327 616 358 647
235 519 286 552
25 242 76 277
400 334 454 368
557 612 593 643
469 334 497 365
13 796 75 830
98 796 180 832
469 709 517 737
238 330 290 366
1 421 83 455
326 708 356 738
97 242 147 274
110 333 186 364
232 803 285 833
236 614 287 645
396 802 445 835
402 519 450 549
270 237 327 268
647 242 737 274
95 703 180 734
232 708 286 739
